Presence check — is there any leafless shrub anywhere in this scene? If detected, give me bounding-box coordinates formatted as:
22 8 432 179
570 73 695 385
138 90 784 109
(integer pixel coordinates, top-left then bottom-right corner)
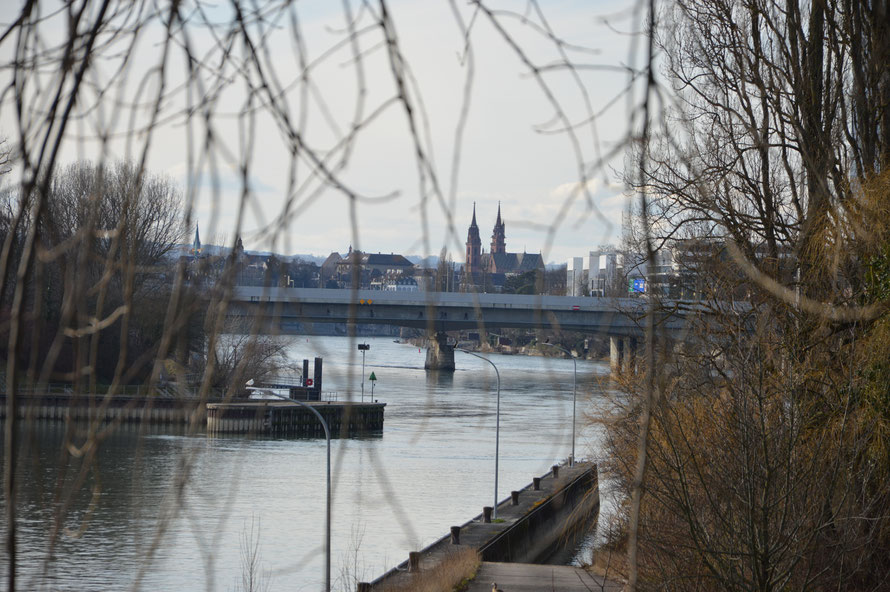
379 547 480 592
207 319 299 390
234 516 271 592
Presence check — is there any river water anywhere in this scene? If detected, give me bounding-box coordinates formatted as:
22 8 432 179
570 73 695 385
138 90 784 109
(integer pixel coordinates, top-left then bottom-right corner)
1 335 619 591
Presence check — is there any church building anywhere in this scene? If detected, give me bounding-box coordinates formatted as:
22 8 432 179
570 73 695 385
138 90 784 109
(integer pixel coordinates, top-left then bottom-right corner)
464 203 544 286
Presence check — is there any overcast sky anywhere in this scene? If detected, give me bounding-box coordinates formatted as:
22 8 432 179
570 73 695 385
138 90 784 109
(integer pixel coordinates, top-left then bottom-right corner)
2 0 645 264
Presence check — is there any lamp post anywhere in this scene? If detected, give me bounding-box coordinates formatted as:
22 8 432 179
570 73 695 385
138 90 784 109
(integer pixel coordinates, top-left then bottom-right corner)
255 389 331 592
542 342 577 467
455 348 501 519
357 343 370 402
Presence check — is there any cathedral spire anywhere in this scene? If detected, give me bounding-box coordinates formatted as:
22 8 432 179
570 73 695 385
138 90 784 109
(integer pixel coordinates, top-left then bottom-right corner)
491 201 506 254
190 223 202 256
466 202 482 275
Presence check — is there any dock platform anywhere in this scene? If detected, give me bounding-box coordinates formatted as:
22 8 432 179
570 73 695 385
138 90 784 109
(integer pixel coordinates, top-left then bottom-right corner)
205 400 385 437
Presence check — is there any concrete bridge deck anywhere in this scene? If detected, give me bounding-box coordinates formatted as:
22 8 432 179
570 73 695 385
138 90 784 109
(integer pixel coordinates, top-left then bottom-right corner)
212 286 714 370
225 287 690 337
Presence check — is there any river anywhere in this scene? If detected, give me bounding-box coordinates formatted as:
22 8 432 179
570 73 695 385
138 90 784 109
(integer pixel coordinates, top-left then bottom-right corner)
1 335 619 591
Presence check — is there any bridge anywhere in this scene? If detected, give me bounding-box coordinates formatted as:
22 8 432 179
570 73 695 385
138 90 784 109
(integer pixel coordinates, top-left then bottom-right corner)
223 287 695 371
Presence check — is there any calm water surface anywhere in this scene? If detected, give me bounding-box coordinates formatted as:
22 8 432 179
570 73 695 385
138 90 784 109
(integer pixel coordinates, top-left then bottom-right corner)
2 336 618 591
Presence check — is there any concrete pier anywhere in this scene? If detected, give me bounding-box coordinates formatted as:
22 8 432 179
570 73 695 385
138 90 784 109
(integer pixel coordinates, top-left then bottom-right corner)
623 337 637 374
610 336 622 374
424 331 455 371
363 462 599 591
610 336 638 375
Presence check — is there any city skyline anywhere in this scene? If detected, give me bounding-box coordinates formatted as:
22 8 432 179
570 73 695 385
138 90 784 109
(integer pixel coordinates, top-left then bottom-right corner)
0 0 636 264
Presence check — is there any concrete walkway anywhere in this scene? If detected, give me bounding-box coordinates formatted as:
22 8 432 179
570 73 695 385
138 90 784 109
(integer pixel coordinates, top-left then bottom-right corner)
465 562 624 592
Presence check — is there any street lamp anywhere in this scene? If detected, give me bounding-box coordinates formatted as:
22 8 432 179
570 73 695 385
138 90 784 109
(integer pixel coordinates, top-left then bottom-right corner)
357 343 370 402
254 388 332 592
542 342 577 467
455 348 501 519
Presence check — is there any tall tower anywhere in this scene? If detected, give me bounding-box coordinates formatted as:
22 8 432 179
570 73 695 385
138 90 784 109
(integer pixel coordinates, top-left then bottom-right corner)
465 203 482 274
190 224 202 257
490 202 506 254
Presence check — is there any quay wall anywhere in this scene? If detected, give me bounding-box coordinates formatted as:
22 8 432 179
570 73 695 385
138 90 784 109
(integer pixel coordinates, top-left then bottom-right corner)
367 462 599 590
0 394 386 437
479 464 598 563
0 393 197 425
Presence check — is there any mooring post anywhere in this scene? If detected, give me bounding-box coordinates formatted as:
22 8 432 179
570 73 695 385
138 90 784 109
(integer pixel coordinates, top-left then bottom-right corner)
450 526 461 544
552 464 560 479
533 477 541 490
511 490 520 505
483 506 493 523
408 551 421 572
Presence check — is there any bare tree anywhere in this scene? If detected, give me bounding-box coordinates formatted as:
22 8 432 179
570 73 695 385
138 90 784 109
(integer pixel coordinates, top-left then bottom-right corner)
607 1 890 590
208 319 298 390
1 160 184 383
0 1 676 591
635 0 889 300
235 517 271 592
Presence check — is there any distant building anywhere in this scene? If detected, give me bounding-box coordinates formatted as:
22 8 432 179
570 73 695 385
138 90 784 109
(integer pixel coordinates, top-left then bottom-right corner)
382 276 419 292
567 244 714 298
321 248 415 289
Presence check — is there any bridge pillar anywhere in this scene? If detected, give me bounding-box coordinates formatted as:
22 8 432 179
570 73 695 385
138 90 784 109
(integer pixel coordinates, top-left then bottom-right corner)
610 337 622 374
611 336 639 375
622 337 637 375
424 332 455 371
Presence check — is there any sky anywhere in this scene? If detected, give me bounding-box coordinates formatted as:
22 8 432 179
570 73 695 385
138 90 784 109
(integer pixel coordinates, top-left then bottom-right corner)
1 0 646 265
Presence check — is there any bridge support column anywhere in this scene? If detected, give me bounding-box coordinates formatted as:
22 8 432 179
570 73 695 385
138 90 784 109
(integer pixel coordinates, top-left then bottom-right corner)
610 337 622 374
424 332 455 371
622 337 637 375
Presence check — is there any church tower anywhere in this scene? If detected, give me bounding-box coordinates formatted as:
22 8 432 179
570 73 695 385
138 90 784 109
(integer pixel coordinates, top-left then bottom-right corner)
465 203 482 274
190 224 202 257
491 202 506 254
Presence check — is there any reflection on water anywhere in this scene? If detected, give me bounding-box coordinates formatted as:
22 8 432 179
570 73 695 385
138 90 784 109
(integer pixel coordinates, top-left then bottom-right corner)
1 335 618 591
425 369 455 389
